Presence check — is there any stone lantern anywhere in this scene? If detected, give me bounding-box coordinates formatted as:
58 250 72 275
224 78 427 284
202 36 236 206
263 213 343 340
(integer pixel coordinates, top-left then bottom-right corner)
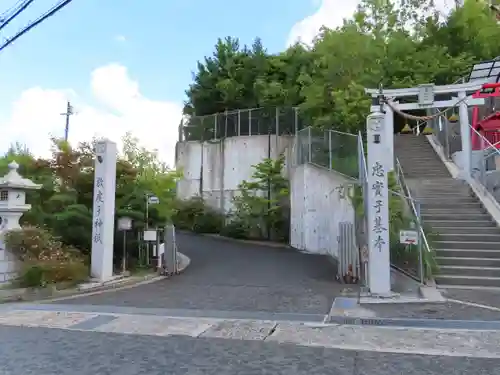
0 161 42 283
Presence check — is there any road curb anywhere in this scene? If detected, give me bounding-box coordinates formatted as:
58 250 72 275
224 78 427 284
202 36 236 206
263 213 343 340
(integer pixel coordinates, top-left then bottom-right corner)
0 251 192 304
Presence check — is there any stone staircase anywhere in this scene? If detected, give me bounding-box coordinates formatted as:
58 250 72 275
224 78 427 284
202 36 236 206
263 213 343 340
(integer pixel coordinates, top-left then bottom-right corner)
394 134 500 288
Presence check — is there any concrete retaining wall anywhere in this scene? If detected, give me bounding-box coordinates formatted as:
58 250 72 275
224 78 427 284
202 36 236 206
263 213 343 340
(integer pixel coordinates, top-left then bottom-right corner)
176 135 294 212
290 163 356 258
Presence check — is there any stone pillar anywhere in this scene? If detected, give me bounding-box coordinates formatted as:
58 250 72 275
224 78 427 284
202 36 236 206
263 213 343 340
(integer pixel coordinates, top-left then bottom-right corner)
366 110 391 296
384 103 395 171
91 140 117 282
458 91 471 179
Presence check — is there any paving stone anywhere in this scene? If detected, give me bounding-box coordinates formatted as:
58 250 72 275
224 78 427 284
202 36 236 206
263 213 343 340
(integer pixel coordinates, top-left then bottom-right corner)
94 315 216 337
200 320 276 340
0 310 95 329
267 323 500 358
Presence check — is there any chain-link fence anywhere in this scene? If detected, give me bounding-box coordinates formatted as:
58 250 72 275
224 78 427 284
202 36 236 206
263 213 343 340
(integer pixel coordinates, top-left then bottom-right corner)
180 107 307 141
295 127 360 179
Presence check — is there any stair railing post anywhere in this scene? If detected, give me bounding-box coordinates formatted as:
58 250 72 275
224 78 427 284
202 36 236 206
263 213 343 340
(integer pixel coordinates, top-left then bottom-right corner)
328 130 332 170
415 200 424 284
308 127 312 163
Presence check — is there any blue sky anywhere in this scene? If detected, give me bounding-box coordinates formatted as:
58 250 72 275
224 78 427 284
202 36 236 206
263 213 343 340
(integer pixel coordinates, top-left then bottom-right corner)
0 0 356 164
0 0 314 106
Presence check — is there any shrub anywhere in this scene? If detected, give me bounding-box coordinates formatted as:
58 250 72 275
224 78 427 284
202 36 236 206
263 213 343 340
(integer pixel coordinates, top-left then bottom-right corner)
4 226 89 288
220 219 249 239
3 226 77 262
17 260 88 288
172 197 224 233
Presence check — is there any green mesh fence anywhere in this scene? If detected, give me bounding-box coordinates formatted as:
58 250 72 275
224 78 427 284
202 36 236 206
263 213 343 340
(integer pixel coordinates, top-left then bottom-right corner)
296 127 359 179
181 107 307 141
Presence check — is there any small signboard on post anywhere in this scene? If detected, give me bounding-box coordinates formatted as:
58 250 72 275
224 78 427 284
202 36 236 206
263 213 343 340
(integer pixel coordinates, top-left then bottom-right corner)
117 217 132 231
148 196 159 205
143 229 157 242
399 229 419 245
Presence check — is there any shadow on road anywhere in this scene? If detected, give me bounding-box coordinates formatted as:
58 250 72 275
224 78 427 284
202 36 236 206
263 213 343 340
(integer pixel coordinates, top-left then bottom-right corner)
53 232 353 314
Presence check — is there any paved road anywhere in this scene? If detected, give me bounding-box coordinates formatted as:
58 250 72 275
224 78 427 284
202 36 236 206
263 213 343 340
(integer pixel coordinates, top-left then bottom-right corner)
362 301 500 321
57 233 351 315
443 289 500 309
1 324 497 375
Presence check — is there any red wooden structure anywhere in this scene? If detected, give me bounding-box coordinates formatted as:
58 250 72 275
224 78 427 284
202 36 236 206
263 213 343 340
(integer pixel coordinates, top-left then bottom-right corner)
471 82 500 150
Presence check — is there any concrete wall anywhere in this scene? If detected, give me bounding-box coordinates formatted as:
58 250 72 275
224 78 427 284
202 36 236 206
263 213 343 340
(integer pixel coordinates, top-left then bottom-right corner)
290 163 356 258
176 135 294 212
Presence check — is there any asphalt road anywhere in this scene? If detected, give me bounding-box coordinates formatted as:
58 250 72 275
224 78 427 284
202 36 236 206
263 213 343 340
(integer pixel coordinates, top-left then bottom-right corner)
57 233 352 315
0 325 496 375
363 301 500 321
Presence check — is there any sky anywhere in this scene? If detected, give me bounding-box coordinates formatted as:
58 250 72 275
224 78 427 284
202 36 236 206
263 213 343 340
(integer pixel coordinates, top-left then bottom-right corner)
0 0 452 167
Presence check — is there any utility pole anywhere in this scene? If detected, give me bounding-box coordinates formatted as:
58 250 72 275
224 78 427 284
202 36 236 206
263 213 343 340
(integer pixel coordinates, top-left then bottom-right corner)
60 101 74 141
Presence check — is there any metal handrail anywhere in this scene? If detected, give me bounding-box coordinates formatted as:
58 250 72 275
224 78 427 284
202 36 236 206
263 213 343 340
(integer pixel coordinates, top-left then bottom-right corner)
470 123 500 156
395 157 431 283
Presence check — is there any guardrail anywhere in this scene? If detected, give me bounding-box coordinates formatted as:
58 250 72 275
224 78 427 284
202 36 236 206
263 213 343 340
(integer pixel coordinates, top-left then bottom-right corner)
394 158 431 283
469 124 500 200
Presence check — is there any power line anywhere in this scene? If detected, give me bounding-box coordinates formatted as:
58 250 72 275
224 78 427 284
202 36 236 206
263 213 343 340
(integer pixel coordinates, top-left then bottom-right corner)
0 0 35 32
0 0 25 20
0 0 74 53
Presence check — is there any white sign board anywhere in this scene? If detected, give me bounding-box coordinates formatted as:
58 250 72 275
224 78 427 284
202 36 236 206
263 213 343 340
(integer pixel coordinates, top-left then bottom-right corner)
148 196 159 204
399 230 419 245
143 229 157 242
117 217 132 231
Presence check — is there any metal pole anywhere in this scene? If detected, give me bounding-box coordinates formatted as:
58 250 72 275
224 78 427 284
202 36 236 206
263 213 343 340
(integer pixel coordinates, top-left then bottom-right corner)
122 230 127 273
294 108 299 165
416 201 424 284
214 113 218 140
275 106 279 153
308 126 312 163
145 196 149 229
237 109 241 136
249 109 252 136
156 229 161 271
328 131 332 170
145 196 149 267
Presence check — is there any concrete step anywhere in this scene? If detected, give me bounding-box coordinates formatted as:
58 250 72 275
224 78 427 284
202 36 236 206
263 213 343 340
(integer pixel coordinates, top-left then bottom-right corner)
418 197 478 204
420 202 482 209
422 209 486 216
436 248 500 258
425 220 496 228
405 174 449 178
436 256 500 267
434 234 500 243
435 274 500 287
398 162 446 167
439 265 500 278
433 226 500 235
422 213 491 221
435 241 500 250
401 169 449 173
416 190 472 197
416 184 470 190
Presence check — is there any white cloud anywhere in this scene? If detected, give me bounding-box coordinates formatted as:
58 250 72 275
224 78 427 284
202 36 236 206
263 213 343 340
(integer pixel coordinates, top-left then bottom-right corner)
114 35 126 43
0 63 182 167
287 0 359 46
287 0 453 47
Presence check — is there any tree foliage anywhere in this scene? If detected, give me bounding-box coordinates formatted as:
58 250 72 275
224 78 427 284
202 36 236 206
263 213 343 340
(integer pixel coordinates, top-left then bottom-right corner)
0 136 180 269
183 0 498 134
